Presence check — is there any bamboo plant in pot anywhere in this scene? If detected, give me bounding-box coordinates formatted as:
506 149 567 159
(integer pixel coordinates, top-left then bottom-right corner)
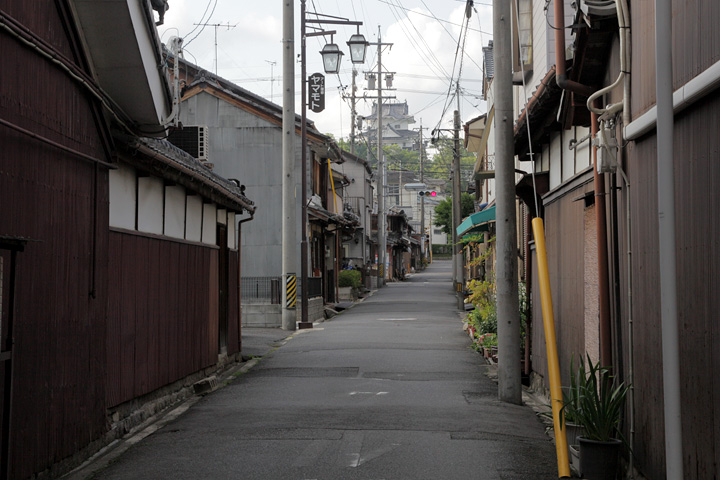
573 354 630 480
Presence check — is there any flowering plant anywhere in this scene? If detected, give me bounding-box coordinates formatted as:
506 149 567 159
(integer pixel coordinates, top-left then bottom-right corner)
479 333 497 348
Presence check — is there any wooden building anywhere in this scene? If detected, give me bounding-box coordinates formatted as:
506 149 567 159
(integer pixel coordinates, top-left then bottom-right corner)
171 57 349 324
0 2 254 478
492 0 720 478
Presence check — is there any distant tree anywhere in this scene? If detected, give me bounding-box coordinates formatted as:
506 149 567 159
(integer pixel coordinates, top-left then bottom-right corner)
384 144 419 174
425 137 476 190
434 193 475 236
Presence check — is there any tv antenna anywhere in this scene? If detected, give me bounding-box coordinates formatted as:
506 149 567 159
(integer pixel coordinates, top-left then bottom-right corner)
193 21 237 74
265 60 277 101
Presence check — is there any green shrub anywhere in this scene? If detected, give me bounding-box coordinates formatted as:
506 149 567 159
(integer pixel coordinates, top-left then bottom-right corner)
339 269 362 288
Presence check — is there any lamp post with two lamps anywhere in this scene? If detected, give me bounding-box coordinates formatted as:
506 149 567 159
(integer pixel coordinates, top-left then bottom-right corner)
297 0 367 328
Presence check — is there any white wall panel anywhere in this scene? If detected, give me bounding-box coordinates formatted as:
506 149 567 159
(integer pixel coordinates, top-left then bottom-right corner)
109 165 136 229
227 212 237 249
164 185 186 239
202 203 217 245
138 176 164 235
186 195 203 242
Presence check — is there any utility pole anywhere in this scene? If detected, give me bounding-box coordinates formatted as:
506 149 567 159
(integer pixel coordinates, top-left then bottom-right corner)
493 0 522 404
193 22 236 75
281 0 296 331
376 26 386 286
452 109 463 308
299 0 310 328
351 68 358 155
419 120 426 265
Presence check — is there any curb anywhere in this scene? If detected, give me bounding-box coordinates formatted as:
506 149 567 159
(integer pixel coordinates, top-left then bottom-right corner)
62 335 294 480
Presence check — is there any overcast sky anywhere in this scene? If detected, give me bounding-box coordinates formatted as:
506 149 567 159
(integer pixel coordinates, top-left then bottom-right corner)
158 0 493 141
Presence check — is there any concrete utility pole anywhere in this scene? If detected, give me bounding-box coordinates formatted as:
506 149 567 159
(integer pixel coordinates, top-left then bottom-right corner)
351 68 358 155
419 120 426 264
281 0 297 331
452 109 464 308
493 0 522 404
376 26 387 287
299 0 310 328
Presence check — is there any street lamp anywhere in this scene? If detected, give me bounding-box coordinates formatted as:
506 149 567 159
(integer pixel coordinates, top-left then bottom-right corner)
298 0 364 328
347 32 368 64
319 42 343 74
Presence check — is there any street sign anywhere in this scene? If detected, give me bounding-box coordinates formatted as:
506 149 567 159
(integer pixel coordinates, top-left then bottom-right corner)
308 72 325 113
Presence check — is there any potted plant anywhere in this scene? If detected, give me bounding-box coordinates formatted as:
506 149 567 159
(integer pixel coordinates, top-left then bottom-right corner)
573 354 630 480
338 269 362 301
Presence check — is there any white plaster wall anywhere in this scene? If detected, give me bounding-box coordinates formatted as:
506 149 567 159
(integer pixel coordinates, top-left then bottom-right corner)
216 208 227 225
202 203 217 245
574 126 593 172
549 134 562 190
138 176 164 235
109 165 136 229
163 185 186 239
186 195 203 242
227 212 237 249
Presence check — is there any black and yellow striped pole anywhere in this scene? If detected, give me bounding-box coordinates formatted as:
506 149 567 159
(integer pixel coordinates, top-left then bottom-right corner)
285 273 297 309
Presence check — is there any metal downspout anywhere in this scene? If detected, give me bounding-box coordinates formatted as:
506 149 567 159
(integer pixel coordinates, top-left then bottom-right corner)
655 0 684 477
553 0 613 367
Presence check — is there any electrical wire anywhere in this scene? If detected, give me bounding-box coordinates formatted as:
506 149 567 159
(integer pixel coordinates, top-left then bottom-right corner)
514 0 540 218
184 0 218 49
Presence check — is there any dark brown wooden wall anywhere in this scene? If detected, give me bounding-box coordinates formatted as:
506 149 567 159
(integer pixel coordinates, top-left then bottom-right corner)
228 249 241 355
106 231 222 408
626 91 720 480
532 177 595 387
0 3 110 478
631 1 720 118
624 2 720 478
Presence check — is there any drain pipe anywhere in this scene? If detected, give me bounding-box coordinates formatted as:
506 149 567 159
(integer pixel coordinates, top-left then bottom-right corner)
553 0 612 367
655 0 684 477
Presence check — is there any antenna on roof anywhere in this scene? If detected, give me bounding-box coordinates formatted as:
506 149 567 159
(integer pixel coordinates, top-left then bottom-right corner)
193 22 237 75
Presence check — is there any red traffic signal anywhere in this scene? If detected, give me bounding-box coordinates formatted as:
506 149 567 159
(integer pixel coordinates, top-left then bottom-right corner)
418 191 437 197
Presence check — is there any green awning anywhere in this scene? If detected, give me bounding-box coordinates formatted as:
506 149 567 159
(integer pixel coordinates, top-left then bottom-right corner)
456 206 496 237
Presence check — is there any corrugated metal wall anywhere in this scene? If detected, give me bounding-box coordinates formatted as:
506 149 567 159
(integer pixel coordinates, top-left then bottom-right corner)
106 231 221 407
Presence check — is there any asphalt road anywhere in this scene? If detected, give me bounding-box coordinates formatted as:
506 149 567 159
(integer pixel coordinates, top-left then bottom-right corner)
89 260 558 479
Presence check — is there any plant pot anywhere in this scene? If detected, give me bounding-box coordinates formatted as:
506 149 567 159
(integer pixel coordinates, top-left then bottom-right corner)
568 444 580 475
578 437 621 480
564 422 585 447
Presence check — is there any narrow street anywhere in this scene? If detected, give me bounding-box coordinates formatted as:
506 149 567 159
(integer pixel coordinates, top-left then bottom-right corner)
88 260 557 479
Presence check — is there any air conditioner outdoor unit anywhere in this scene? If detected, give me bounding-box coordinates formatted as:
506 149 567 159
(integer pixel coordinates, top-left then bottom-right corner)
167 125 209 161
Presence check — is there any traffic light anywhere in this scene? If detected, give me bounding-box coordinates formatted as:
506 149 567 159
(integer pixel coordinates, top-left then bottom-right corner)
418 191 437 197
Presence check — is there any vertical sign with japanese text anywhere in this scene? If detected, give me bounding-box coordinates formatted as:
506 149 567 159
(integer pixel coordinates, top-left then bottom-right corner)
308 73 325 113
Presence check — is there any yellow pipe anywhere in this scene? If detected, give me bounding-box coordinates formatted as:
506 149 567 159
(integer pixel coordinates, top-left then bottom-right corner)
328 161 338 214
532 217 571 478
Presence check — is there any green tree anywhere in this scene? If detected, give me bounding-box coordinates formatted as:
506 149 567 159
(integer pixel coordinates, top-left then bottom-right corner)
384 144 419 173
337 136 370 163
425 137 476 190
434 192 475 236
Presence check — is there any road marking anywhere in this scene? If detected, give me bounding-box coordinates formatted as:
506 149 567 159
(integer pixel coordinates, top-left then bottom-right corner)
349 391 389 396
376 317 417 321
